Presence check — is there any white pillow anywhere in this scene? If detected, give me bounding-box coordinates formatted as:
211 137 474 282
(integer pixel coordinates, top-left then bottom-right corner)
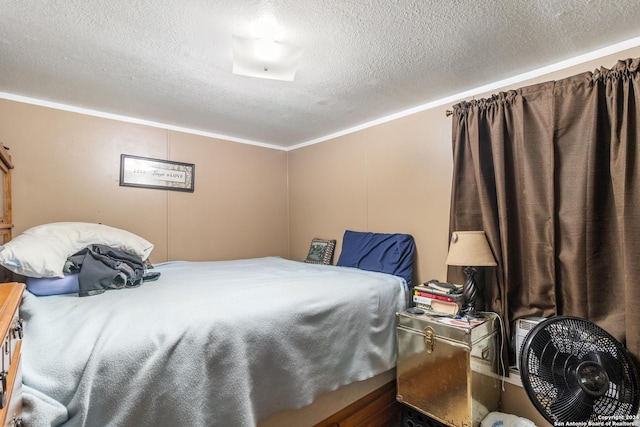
0 222 154 278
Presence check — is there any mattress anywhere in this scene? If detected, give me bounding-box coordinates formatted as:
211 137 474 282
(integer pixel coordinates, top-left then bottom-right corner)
19 256 408 427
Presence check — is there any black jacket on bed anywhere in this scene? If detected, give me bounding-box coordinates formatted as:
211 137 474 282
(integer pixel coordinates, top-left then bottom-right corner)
65 244 145 297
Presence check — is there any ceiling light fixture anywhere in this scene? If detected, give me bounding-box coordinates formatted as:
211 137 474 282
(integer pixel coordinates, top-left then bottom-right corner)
232 17 304 82
254 37 283 61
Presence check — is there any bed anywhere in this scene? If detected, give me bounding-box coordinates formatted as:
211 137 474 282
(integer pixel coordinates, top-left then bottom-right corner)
0 220 415 427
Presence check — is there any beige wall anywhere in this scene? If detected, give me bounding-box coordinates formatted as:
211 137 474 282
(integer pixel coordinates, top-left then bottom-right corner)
0 99 289 263
288 108 452 281
166 131 288 261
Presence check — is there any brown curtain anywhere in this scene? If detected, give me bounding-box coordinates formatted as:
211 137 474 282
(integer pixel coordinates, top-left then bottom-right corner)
448 58 640 367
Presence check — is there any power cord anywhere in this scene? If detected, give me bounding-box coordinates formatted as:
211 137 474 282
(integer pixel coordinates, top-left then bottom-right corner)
480 310 507 392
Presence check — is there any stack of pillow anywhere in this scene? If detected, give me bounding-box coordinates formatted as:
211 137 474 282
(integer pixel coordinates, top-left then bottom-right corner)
0 222 154 296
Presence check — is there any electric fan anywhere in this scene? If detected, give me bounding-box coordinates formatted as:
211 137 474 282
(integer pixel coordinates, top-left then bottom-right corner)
519 316 640 424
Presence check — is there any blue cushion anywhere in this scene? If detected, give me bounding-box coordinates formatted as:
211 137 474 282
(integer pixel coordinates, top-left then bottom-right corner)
26 274 80 296
337 230 416 286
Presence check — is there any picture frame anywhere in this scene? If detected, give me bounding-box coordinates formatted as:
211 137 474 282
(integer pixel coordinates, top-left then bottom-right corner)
120 154 195 192
304 238 336 265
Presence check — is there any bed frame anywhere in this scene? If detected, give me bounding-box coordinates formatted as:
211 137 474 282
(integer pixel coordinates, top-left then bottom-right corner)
258 367 401 427
313 380 401 427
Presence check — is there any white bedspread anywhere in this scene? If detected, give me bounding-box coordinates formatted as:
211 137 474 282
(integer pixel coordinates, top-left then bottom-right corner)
20 257 408 427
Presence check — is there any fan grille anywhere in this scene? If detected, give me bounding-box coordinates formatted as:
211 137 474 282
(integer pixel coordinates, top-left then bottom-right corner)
520 316 639 424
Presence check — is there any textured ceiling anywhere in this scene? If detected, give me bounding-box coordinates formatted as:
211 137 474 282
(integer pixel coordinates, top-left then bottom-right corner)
2 1 640 149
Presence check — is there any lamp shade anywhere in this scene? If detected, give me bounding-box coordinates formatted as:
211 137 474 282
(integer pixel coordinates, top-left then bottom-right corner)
445 231 496 267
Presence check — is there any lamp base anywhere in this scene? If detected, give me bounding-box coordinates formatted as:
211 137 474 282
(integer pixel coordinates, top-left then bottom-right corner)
462 266 480 318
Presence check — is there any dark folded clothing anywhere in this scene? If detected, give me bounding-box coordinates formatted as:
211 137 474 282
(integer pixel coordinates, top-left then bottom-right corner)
65 244 145 297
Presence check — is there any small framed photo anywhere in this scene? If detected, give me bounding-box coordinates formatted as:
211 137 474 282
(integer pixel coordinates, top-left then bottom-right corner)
305 238 336 265
120 154 195 192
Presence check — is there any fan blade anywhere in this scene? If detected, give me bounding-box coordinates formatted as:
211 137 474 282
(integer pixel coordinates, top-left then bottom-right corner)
552 353 581 388
528 327 553 359
536 340 578 390
527 328 561 383
550 386 597 422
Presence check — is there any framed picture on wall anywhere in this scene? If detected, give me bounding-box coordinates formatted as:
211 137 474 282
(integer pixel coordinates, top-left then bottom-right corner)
304 238 336 265
120 154 195 192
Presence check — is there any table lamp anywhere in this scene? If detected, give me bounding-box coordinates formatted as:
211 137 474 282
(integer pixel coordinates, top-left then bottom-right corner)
445 231 497 317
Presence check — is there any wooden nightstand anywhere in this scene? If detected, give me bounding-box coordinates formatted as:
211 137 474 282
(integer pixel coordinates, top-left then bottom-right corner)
0 282 25 427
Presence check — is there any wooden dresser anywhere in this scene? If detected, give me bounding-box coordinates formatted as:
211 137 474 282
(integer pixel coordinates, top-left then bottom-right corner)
0 283 25 427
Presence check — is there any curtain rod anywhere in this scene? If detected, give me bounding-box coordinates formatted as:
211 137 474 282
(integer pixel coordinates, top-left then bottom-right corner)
445 110 453 117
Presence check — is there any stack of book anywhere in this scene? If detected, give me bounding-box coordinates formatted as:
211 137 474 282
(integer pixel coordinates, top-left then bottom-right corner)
412 280 464 315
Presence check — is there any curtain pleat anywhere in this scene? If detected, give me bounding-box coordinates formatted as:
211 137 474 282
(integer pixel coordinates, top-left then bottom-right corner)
449 58 640 367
